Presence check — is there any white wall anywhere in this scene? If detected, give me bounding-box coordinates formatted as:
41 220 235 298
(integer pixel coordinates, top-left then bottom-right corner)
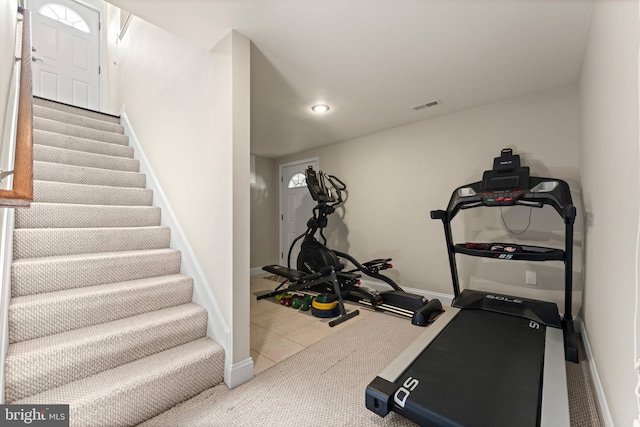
106 11 251 378
109 11 233 326
229 30 251 373
579 0 639 424
276 84 582 312
250 155 278 269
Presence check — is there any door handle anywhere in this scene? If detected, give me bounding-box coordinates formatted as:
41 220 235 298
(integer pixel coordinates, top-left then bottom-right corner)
32 56 43 62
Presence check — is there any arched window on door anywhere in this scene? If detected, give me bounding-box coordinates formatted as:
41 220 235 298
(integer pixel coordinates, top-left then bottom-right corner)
288 172 307 188
38 3 90 34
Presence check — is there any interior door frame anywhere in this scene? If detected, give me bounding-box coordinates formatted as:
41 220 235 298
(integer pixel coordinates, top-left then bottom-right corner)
27 0 106 111
278 156 319 266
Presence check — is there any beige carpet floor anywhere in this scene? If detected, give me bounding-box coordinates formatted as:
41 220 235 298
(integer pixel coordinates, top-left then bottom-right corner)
139 311 602 427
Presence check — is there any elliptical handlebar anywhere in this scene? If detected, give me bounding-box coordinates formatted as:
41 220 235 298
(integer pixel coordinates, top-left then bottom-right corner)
322 173 346 206
305 166 347 208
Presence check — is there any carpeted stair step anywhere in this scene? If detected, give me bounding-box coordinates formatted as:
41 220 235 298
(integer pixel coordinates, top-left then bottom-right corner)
34 144 139 172
33 97 121 124
34 161 146 188
34 104 125 134
33 181 153 206
11 249 182 297
5 303 207 402
8 274 194 343
34 129 134 158
13 226 169 259
34 117 129 146
11 337 224 427
15 203 160 229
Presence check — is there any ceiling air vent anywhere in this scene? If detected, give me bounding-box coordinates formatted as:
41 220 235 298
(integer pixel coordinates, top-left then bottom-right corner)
411 99 442 111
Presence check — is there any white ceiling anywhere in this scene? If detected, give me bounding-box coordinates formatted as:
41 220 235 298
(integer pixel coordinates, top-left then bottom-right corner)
108 0 594 158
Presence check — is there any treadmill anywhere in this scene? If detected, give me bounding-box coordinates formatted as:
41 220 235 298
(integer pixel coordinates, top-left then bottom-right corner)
365 149 578 427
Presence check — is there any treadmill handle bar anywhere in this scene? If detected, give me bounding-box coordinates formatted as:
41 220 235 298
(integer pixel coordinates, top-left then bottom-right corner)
430 210 461 298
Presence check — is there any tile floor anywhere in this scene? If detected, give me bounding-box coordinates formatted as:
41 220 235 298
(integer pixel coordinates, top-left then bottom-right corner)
250 274 374 374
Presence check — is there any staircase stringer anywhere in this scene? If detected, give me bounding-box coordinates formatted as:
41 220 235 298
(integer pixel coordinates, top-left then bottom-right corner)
118 108 231 368
0 207 15 403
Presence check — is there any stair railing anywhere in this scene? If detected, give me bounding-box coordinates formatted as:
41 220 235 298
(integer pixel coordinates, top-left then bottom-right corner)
0 6 33 208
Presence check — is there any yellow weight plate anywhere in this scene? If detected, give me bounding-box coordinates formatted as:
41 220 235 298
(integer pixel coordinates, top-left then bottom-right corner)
311 299 338 310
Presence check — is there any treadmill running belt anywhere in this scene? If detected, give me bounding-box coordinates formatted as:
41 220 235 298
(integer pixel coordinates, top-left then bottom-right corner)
395 310 546 427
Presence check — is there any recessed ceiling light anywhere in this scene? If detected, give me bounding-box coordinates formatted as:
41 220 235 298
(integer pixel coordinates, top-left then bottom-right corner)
311 104 330 113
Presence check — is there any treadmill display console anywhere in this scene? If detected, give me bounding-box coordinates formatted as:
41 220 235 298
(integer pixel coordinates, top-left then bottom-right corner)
481 189 524 205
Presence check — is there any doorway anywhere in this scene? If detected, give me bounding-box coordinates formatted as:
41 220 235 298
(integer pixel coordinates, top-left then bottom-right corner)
279 157 319 268
29 0 101 110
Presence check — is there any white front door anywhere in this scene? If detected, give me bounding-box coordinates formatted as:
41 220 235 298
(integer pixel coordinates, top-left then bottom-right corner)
280 158 319 268
30 0 100 110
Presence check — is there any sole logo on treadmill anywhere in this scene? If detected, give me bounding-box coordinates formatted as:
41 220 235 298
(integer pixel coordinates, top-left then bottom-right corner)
485 294 523 304
529 320 540 330
394 376 419 408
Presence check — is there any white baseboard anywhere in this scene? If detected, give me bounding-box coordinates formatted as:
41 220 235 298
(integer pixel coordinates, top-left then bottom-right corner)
119 107 230 356
359 278 454 307
224 357 254 389
576 317 613 427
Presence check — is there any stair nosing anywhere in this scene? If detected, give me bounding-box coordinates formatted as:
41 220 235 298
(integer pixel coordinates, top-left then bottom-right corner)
11 247 178 265
10 273 190 302
34 104 124 134
34 117 129 146
34 144 139 173
33 97 121 121
8 274 193 343
5 305 209 403
32 162 147 188
7 303 205 355
11 337 223 406
12 225 170 259
34 160 143 176
10 273 192 306
33 179 152 193
34 129 134 159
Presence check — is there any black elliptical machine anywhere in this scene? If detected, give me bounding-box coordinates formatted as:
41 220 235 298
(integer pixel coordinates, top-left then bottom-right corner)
290 166 442 326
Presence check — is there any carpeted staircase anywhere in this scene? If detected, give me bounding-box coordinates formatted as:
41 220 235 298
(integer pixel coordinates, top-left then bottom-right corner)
4 97 225 426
